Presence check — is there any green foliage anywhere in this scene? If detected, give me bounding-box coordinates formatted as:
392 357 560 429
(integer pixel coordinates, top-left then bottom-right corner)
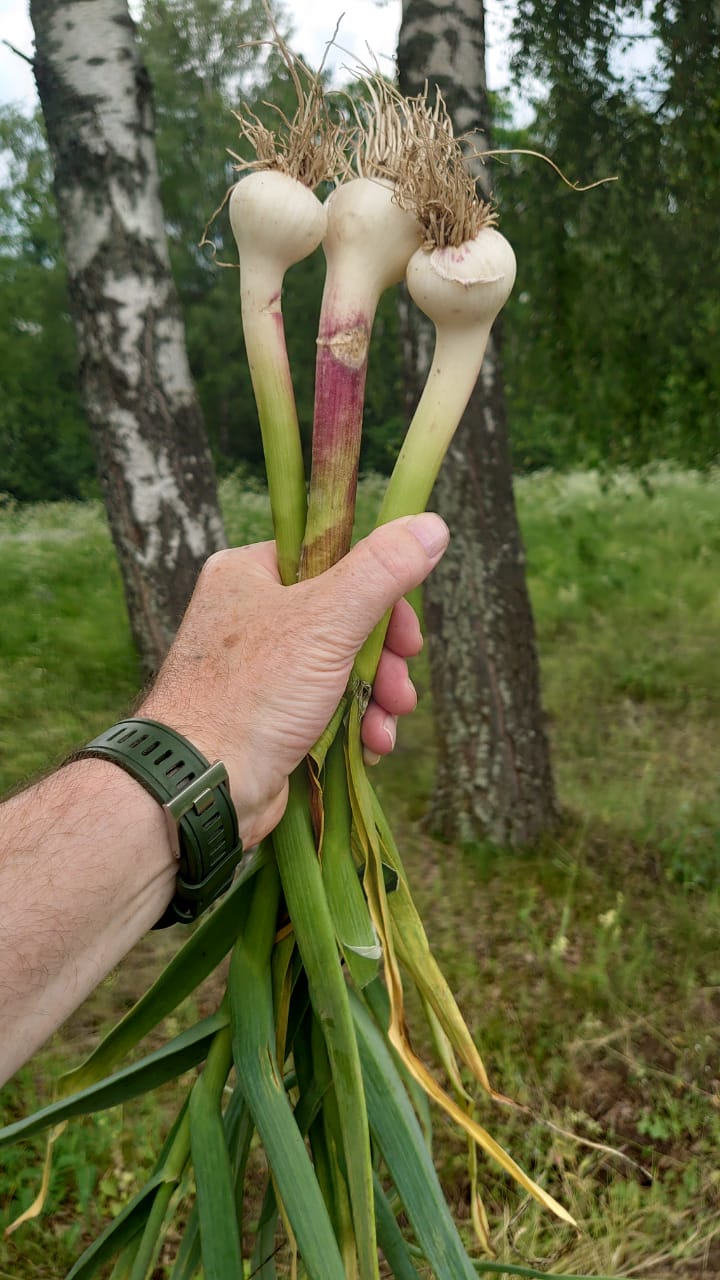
513 467 720 854
0 498 139 787
500 0 720 472
0 1057 165 1274
0 108 95 501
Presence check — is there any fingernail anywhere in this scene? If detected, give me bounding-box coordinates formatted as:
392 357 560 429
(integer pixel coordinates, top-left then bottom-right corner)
363 748 381 767
407 513 450 558
383 716 397 750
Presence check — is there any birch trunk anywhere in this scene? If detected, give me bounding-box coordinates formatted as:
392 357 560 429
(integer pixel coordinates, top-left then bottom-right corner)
399 0 557 845
30 0 226 677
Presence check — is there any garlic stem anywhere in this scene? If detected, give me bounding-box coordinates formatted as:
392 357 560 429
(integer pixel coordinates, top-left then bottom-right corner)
300 178 422 579
355 226 516 683
230 170 327 583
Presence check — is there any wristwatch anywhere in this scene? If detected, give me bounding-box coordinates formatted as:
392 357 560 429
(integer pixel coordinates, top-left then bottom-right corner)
72 718 243 927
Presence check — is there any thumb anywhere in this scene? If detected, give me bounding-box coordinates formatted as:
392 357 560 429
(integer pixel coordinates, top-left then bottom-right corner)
314 513 450 652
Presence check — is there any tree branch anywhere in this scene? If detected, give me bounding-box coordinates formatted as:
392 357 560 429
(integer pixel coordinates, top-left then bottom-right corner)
2 39 34 68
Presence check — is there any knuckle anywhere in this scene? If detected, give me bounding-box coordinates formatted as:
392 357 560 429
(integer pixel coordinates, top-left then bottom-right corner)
363 529 412 596
201 547 235 579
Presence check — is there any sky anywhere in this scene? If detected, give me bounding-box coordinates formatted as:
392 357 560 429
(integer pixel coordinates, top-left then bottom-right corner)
0 0 520 113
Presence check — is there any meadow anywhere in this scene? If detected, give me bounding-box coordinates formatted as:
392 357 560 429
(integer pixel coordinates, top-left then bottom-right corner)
1 467 719 1278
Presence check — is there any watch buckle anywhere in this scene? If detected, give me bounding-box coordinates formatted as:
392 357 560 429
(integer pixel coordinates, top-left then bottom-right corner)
163 760 229 859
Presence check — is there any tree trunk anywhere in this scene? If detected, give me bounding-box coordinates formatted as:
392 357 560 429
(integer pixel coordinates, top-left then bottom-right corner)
399 0 557 845
30 0 226 677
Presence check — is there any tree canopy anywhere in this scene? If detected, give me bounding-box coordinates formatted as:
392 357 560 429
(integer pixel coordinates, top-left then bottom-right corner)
0 107 93 501
501 0 720 470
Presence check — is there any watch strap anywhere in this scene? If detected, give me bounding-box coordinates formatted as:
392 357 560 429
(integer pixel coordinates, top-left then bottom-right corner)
72 718 243 927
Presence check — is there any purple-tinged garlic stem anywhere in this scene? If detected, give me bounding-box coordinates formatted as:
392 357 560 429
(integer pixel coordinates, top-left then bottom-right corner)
300 178 422 579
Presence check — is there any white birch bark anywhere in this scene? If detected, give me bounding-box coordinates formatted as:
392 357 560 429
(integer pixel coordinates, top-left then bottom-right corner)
30 0 226 675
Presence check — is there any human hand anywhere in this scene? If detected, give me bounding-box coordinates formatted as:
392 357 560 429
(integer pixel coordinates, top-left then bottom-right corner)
139 513 449 847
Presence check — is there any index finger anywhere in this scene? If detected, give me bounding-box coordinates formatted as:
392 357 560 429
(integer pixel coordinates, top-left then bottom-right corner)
384 597 423 658
231 540 283 583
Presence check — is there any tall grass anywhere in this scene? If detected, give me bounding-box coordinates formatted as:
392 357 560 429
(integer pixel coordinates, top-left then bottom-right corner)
520 466 720 875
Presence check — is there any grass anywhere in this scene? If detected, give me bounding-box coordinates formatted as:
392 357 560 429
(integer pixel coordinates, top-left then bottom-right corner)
520 468 720 862
1 467 719 1277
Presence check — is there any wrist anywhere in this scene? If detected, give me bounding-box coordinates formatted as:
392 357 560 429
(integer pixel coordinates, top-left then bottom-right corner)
135 694 278 850
72 718 244 926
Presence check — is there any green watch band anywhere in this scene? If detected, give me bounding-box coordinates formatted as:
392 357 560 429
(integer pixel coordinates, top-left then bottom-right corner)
73 718 243 927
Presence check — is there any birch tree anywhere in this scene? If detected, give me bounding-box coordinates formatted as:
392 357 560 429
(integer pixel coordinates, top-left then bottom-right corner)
399 0 557 845
29 0 226 675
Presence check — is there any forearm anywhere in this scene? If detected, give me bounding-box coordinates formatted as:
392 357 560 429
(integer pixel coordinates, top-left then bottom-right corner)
0 517 447 1087
0 759 176 1086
